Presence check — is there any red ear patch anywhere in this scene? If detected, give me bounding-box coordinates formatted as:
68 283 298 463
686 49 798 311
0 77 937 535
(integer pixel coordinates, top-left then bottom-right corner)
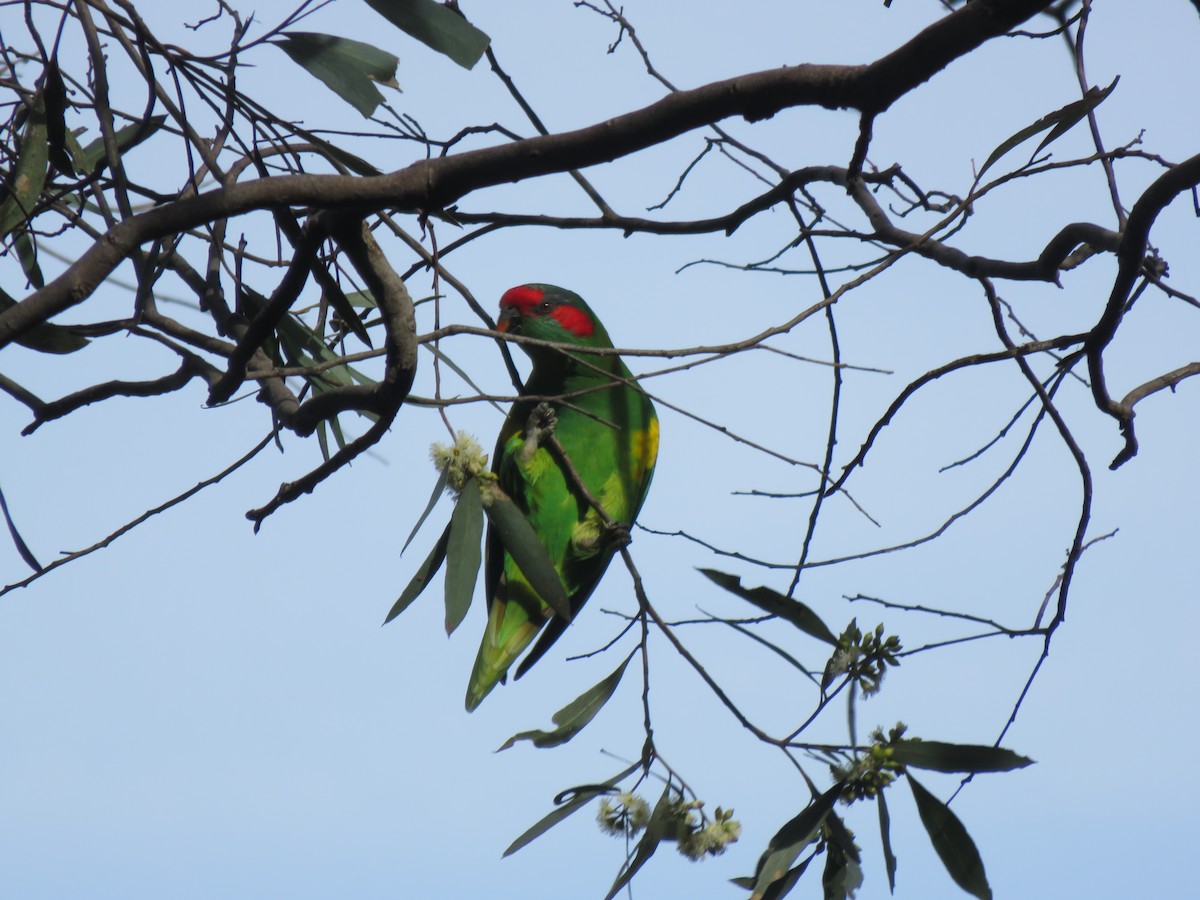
551 304 595 337
500 285 545 313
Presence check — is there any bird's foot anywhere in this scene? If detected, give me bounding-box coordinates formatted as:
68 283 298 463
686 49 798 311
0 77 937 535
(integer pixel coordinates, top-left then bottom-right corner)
521 402 557 461
602 522 631 550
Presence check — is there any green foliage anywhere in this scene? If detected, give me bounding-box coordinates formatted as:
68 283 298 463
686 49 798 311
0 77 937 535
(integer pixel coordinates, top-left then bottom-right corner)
443 475 483 635
498 654 631 750
503 761 641 857
273 32 399 118
978 77 1118 178
908 774 992 900
700 569 837 645
361 0 490 69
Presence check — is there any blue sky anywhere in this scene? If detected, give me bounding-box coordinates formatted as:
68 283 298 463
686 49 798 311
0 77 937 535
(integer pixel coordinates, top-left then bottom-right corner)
1 2 1197 897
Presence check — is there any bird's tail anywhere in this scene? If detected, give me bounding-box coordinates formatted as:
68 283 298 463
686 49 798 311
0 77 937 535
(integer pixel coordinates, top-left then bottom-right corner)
464 582 547 711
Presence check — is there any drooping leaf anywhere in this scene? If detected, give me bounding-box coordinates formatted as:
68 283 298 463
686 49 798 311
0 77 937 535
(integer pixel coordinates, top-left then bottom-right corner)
344 289 377 307
498 654 631 750
323 282 373 347
14 231 44 288
877 789 898 893
273 32 399 118
503 760 640 857
891 740 1033 774
732 856 812 900
977 78 1118 179
72 115 167 176
749 783 843 899
424 343 504 413
361 0 490 69
42 60 74 176
822 813 863 900
401 468 449 555
383 522 450 624
700 569 837 645
443 478 483 635
0 286 88 353
604 785 673 900
484 487 571 620
0 483 42 573
908 774 992 900
0 91 48 240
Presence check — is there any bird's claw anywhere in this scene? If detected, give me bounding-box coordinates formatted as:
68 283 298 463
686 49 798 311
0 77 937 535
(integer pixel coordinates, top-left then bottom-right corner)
521 402 558 461
527 402 557 438
603 522 631 550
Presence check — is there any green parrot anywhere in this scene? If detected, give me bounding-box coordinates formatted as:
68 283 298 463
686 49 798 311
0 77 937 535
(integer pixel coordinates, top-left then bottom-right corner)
465 284 659 711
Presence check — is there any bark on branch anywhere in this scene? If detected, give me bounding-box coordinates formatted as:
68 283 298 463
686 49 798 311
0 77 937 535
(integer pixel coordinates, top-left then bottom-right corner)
0 0 1055 349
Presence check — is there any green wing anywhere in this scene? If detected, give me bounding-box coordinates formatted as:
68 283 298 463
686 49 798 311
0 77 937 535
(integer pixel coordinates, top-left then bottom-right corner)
465 378 657 711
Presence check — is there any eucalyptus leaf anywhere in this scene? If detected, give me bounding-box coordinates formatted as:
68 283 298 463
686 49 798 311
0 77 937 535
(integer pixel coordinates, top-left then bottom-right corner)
891 740 1033 774
0 483 42 573
822 812 863 900
700 569 837 645
908 774 991 900
498 654 631 750
73 115 167 176
361 0 490 69
444 478 483 635
484 489 571 620
383 522 449 624
604 785 673 900
503 760 640 857
0 91 48 239
274 32 399 118
877 789 898 893
43 60 73 176
977 78 1118 178
749 783 842 899
401 468 449 556
0 286 88 353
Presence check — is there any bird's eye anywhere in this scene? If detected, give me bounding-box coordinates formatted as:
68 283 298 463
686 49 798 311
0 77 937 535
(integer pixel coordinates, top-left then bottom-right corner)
538 301 553 313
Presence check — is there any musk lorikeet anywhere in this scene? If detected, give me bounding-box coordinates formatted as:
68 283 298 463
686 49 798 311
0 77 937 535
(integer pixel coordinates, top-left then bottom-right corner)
465 284 659 711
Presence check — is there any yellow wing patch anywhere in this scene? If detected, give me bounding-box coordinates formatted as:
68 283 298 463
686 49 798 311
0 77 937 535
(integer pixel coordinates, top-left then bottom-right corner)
629 415 660 484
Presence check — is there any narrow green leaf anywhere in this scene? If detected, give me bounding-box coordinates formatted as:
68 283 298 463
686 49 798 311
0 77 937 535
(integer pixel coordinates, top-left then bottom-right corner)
273 32 399 117
700 569 837 645
401 468 449 556
14 232 44 288
877 790 898 893
822 813 863 900
344 289 377 308
383 523 449 624
0 483 42 573
324 282 373 347
423 343 504 413
0 92 48 239
604 785 673 900
315 418 331 462
0 286 88 353
908 775 991 900
892 740 1033 774
362 0 490 69
498 654 631 751
73 115 167 176
484 489 571 620
732 856 812 900
750 783 843 899
444 479 483 635
977 78 1118 178
43 60 74 176
503 760 640 857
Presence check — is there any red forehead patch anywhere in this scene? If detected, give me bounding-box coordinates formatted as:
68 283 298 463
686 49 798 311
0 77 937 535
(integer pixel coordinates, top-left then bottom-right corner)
500 285 544 313
551 304 594 337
